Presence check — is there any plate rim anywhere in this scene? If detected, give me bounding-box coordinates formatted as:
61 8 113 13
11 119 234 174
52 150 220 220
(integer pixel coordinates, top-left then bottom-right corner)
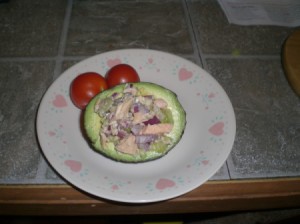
36 48 236 203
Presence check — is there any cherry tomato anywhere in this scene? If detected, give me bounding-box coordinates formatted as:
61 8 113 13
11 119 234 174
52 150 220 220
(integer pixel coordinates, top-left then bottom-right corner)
70 72 108 110
105 64 140 88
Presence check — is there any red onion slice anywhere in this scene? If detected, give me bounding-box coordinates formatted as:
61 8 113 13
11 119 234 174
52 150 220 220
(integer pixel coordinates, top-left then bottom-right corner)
143 116 161 125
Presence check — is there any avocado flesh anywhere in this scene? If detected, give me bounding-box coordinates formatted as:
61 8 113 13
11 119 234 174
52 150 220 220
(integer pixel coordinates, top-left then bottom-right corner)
84 82 186 163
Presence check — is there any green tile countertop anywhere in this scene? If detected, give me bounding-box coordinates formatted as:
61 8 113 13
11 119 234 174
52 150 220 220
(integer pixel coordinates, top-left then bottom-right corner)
0 0 299 185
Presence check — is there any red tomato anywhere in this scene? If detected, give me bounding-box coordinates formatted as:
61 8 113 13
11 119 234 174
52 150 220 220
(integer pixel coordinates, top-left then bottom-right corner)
105 64 140 88
70 72 108 109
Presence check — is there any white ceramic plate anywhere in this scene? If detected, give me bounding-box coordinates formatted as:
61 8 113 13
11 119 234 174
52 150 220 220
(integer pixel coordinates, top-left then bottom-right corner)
37 49 236 203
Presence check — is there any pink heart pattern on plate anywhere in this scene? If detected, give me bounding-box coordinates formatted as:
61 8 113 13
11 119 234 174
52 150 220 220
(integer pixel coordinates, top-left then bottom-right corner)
155 178 176 190
107 58 122 68
64 160 82 172
179 68 193 81
202 160 209 165
209 121 224 136
52 94 67 108
48 131 55 137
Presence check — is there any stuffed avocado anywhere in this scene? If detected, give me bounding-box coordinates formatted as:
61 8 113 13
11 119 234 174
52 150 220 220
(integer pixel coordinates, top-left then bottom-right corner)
84 82 186 163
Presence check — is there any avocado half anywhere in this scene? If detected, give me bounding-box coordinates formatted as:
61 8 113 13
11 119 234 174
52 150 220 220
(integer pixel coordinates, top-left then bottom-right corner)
84 82 186 163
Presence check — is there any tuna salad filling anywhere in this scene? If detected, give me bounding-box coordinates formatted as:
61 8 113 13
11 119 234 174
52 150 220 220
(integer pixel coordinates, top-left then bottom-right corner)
94 84 174 155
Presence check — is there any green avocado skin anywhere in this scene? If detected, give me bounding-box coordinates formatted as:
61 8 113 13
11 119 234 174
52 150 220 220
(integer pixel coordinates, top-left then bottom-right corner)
84 82 186 163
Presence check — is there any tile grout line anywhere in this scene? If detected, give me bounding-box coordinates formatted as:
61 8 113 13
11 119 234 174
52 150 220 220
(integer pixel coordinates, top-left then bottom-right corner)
0 57 57 62
183 0 207 69
35 0 73 183
182 0 204 68
183 0 231 180
34 156 52 183
53 0 73 80
225 158 232 179
0 55 89 62
203 54 281 60
0 178 65 185
0 54 281 62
